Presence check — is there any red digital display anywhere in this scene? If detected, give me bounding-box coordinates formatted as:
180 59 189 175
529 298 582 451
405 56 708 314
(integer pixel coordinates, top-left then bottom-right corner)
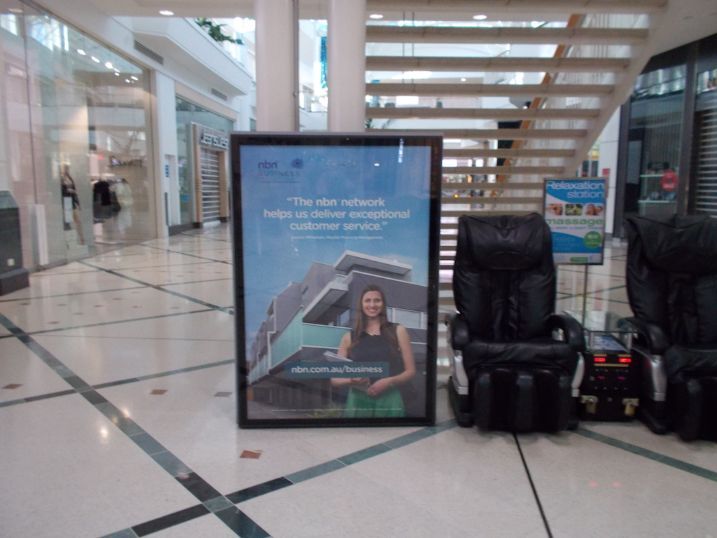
618 357 632 364
594 356 606 363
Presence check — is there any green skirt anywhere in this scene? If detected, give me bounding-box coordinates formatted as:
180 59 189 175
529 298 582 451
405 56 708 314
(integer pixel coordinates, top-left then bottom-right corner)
344 386 405 418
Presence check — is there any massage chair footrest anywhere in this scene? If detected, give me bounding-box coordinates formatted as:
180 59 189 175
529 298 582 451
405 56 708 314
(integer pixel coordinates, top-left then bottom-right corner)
471 368 572 433
668 376 717 441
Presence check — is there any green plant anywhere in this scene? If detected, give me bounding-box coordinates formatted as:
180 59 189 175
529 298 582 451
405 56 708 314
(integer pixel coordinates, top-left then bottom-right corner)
195 18 243 46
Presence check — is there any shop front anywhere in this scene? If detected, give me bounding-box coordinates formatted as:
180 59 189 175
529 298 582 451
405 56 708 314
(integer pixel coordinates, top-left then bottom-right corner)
0 3 155 266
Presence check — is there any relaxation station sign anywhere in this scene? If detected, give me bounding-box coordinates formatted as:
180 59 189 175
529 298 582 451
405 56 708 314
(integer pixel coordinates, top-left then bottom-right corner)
543 178 607 264
231 133 441 428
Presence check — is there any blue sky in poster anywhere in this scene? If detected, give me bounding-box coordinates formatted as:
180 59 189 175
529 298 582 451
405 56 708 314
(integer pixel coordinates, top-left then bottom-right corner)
239 144 432 343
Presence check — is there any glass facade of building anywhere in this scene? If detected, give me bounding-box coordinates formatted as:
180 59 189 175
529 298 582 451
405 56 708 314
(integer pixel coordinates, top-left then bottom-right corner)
0 3 153 267
615 33 717 236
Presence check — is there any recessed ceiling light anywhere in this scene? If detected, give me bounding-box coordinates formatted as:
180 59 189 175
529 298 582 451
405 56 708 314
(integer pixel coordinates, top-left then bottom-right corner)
91 56 100 63
130 75 138 81
369 13 383 20
105 61 113 69
77 48 86 56
159 9 174 16
473 14 487 20
114 72 120 76
460 77 467 82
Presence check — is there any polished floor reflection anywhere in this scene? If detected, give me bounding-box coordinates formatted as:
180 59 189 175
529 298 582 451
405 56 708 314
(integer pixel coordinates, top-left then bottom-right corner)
1 225 715 537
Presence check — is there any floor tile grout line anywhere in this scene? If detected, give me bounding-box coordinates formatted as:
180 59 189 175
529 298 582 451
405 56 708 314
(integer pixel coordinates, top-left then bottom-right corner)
558 284 629 303
3 308 216 338
158 277 233 287
0 313 266 538
575 427 717 483
559 284 627 296
0 389 77 408
79 260 232 313
225 418 458 504
143 243 232 265
0 356 233 407
28 332 233 343
94 359 235 388
513 433 553 538
0 285 149 303
558 294 630 306
178 231 231 244
83 260 218 271
558 268 627 279
101 415 459 536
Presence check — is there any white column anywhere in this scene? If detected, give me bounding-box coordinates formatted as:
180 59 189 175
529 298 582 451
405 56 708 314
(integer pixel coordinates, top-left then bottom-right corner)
254 0 298 131
327 0 367 132
150 71 178 236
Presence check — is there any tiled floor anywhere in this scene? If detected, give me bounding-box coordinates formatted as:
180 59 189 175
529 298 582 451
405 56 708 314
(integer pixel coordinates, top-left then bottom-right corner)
1 225 715 537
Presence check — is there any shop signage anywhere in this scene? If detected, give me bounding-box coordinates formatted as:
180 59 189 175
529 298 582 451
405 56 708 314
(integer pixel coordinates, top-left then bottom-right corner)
543 178 607 264
199 129 229 150
231 133 442 428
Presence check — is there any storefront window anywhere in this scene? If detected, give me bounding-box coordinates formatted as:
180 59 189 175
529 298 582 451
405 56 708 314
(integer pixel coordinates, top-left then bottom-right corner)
692 68 717 216
622 65 685 222
0 4 153 266
175 96 233 228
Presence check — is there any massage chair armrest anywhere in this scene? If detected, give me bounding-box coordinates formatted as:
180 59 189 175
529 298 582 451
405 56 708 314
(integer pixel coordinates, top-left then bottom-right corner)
447 313 470 350
547 313 585 352
618 317 670 354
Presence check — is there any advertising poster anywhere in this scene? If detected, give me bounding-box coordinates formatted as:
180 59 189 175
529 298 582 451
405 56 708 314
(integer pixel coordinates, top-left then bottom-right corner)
232 133 441 427
543 178 607 264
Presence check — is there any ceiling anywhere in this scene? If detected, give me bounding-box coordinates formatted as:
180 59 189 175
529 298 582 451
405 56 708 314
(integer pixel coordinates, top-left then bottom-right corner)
33 0 717 56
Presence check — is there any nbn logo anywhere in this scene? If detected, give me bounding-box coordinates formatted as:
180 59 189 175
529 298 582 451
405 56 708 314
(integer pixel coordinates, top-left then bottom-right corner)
258 161 278 169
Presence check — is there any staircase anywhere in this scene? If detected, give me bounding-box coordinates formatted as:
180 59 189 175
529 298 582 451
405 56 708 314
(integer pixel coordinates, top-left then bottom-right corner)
363 0 667 362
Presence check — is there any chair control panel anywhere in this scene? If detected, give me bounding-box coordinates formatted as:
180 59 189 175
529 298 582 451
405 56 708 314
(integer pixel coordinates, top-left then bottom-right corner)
579 334 640 421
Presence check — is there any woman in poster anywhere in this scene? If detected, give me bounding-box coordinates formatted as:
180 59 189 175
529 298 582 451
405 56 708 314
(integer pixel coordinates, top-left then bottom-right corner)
332 285 416 417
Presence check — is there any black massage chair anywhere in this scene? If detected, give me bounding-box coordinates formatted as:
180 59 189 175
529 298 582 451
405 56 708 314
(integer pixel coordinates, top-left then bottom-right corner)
622 214 717 441
448 213 584 432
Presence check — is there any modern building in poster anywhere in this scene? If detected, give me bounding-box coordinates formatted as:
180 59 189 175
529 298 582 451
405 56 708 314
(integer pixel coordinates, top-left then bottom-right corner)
247 250 428 414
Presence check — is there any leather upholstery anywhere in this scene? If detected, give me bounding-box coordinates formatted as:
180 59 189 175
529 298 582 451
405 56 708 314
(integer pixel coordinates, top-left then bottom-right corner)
450 213 580 432
625 214 717 440
626 215 717 371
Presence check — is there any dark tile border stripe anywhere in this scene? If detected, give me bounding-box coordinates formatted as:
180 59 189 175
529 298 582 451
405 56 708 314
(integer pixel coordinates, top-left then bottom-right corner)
116 418 458 536
513 433 553 537
79 260 230 312
93 359 235 389
0 285 147 303
179 231 231 243
225 418 457 505
8 308 215 338
159 277 232 287
0 389 77 408
144 244 232 265
0 313 264 537
0 358 233 408
84 259 215 271
131 504 209 537
576 428 717 483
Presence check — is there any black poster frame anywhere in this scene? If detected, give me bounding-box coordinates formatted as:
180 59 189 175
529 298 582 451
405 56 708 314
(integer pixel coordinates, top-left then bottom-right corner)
231 132 442 428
